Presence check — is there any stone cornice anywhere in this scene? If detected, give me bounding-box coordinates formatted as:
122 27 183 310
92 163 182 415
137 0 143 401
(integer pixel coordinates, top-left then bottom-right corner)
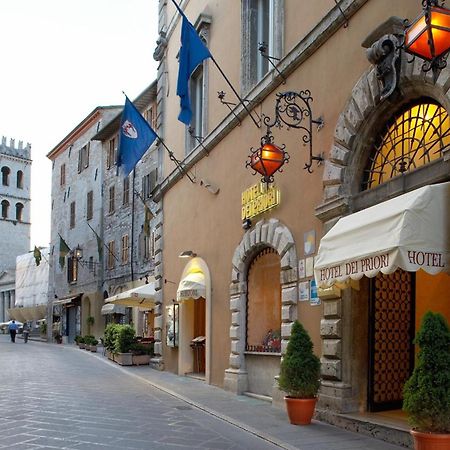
153 0 369 201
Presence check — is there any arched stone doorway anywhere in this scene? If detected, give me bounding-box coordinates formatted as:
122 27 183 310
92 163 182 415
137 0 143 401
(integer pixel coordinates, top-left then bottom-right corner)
224 218 298 402
315 60 450 414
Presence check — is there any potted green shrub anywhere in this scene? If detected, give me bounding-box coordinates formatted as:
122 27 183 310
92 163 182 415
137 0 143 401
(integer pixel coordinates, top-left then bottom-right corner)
104 324 119 360
74 335 84 349
83 335 94 350
403 311 450 450
278 320 321 425
113 325 135 366
89 338 99 353
130 342 154 365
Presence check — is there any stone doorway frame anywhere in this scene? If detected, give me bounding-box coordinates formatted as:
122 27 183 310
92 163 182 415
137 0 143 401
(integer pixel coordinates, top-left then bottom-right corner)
224 218 298 399
315 59 450 414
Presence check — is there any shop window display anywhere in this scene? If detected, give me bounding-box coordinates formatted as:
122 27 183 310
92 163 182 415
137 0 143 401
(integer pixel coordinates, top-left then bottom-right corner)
246 247 281 353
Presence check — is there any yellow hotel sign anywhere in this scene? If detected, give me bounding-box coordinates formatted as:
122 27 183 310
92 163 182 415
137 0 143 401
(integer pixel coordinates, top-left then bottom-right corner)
241 182 281 220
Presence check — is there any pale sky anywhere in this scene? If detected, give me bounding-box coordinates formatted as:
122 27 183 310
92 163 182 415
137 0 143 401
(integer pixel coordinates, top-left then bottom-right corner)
0 0 159 248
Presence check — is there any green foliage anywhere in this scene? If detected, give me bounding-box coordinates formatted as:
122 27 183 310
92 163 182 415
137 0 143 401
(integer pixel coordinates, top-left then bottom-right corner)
40 322 47 335
114 325 136 353
130 342 154 356
86 316 95 326
104 324 120 352
83 335 95 346
74 335 82 344
278 320 321 398
403 311 450 433
90 338 98 346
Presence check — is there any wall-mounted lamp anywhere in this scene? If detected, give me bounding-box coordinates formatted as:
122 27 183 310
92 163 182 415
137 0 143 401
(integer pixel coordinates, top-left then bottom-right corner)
246 91 323 182
404 0 450 72
179 250 197 258
73 245 83 260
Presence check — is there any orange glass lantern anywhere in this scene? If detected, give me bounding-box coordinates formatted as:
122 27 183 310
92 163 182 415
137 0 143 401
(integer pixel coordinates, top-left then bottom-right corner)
405 2 450 62
247 141 289 184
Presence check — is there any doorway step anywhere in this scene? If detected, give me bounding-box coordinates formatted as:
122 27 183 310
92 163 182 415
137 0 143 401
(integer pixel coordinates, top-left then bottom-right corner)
185 372 205 381
315 409 413 448
243 392 272 403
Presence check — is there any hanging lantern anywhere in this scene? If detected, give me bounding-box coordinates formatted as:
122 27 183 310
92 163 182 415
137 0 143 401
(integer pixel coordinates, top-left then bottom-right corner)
246 139 289 184
405 1 450 64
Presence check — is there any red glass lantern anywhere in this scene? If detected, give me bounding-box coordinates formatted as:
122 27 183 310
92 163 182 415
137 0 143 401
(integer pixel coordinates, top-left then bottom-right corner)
247 142 289 183
405 3 450 62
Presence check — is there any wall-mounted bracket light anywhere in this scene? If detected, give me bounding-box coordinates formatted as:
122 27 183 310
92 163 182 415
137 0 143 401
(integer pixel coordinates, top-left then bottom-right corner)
246 90 324 181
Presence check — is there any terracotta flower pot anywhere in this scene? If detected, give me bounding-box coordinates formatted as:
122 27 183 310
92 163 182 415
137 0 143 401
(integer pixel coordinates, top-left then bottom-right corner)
411 430 450 450
285 397 317 425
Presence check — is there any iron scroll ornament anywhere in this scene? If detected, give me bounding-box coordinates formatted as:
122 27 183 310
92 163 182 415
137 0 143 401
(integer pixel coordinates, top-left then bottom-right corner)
263 91 324 173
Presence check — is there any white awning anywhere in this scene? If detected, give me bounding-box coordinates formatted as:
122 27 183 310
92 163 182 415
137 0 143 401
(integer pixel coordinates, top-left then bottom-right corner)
53 295 80 305
177 271 206 301
315 182 450 288
105 283 156 308
8 305 47 321
101 303 126 315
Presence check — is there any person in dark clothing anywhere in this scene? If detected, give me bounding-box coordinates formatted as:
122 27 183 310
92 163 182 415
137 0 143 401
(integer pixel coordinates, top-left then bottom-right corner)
23 323 30 343
8 320 18 343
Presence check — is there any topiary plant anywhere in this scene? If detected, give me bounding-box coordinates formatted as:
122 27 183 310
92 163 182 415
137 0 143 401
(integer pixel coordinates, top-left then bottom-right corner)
104 324 120 353
403 311 450 433
278 320 321 398
114 325 136 354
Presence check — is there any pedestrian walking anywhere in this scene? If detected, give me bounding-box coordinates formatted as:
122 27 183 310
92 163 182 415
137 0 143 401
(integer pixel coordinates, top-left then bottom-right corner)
23 323 30 343
8 320 18 343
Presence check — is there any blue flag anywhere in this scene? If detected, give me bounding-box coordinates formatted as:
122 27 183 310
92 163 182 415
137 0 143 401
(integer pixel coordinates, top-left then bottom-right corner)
117 97 157 177
173 1 211 125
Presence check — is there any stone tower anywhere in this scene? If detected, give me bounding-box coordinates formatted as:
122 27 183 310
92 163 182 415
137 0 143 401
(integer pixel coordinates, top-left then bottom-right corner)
0 135 31 276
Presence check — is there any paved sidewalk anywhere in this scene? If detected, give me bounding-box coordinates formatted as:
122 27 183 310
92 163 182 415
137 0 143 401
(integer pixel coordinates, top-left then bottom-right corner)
86 346 406 450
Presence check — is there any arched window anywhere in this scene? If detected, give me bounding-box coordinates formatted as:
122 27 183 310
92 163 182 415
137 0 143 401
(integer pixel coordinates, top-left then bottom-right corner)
16 171 23 189
16 203 24 222
1 200 9 219
363 100 450 190
1 167 10 186
246 247 281 353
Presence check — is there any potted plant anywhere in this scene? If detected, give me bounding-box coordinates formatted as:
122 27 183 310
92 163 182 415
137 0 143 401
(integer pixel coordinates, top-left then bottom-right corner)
130 342 154 365
113 325 135 366
403 311 450 450
104 324 119 360
89 337 99 353
278 320 321 425
86 316 95 334
74 335 84 348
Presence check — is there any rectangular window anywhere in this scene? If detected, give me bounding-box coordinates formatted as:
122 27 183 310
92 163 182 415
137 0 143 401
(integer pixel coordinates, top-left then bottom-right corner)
107 137 116 169
107 241 115 269
142 169 158 199
123 177 130 206
143 229 156 261
242 0 280 93
88 256 95 275
121 234 129 264
60 164 66 186
109 186 115 214
144 106 157 130
70 201 76 229
86 190 93 221
187 66 204 153
67 256 78 283
78 143 90 173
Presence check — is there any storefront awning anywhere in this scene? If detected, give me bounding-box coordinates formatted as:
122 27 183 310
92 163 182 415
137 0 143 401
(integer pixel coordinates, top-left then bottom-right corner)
8 305 47 321
315 182 450 288
101 303 126 315
177 271 206 301
53 295 81 305
105 283 156 308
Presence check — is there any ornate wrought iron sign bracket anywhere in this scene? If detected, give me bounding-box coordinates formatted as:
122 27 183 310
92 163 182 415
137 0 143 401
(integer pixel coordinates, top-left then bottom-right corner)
262 91 324 173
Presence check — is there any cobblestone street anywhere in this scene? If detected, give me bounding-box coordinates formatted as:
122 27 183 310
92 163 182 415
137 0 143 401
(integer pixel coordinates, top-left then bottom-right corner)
0 336 281 450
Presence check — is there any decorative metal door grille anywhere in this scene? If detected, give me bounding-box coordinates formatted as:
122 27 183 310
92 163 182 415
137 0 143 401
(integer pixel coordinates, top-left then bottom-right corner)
369 270 415 411
363 101 450 190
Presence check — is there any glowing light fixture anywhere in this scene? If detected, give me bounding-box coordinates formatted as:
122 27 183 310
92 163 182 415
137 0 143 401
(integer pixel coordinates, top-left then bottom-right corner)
247 141 289 184
405 0 450 71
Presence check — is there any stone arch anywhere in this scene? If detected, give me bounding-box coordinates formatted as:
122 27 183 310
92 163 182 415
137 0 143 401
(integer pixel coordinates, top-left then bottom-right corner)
314 55 450 414
317 55 450 226
224 218 298 395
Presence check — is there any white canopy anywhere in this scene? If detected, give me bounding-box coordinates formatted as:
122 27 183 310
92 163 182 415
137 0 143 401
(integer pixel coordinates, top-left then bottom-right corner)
7 305 47 321
315 182 450 288
101 303 126 315
177 271 206 301
105 283 156 308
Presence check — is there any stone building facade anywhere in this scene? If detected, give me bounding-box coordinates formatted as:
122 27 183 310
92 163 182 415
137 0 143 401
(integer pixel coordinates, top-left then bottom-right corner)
47 106 121 342
150 0 450 446
0 136 31 322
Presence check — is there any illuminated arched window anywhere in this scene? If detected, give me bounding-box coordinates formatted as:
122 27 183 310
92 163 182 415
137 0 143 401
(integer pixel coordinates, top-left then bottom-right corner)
363 101 450 190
